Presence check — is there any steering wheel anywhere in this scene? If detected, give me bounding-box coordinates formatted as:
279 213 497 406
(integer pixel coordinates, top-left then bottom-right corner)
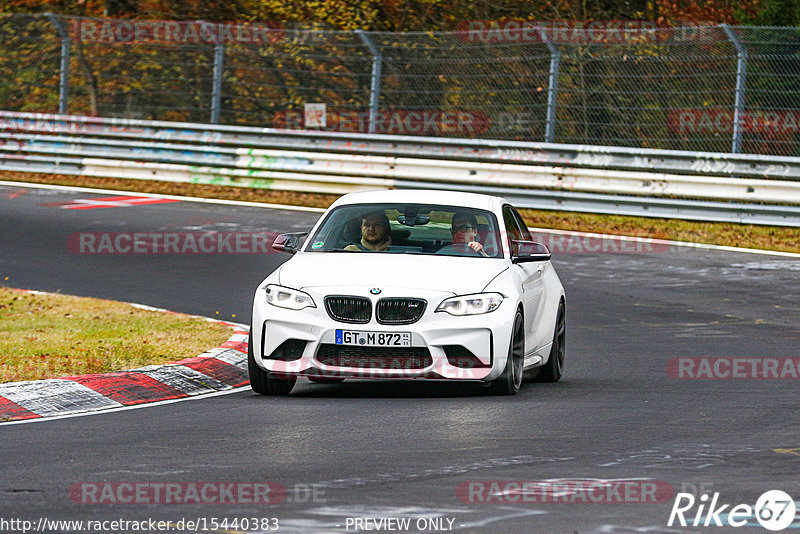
437 242 484 256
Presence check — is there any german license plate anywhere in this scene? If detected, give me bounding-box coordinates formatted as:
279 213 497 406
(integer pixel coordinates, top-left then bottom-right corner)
335 330 411 347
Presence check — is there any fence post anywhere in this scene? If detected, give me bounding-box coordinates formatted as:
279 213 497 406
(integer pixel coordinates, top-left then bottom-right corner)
539 26 560 144
721 24 747 154
356 30 382 134
210 41 225 124
46 13 70 115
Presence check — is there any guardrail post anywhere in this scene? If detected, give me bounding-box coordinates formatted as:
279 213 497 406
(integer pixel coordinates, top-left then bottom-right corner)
46 12 70 115
539 26 560 144
356 30 382 134
721 24 747 154
210 41 225 124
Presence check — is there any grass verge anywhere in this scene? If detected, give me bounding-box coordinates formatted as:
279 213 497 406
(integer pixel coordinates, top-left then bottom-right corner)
3 172 799 254
0 287 233 383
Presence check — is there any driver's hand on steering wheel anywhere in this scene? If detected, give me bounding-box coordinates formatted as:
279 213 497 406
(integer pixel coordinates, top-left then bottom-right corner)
468 241 489 257
467 241 483 252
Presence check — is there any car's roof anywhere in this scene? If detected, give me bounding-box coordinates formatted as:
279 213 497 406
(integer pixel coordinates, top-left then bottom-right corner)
332 189 506 211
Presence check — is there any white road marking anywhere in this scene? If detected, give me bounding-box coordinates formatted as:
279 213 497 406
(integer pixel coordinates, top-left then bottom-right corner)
4 179 797 257
0 180 326 212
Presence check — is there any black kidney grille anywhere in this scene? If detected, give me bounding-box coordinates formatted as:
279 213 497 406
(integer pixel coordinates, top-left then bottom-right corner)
324 296 372 324
376 298 427 325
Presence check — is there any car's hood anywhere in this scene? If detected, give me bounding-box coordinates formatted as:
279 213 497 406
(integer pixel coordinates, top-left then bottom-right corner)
278 252 508 295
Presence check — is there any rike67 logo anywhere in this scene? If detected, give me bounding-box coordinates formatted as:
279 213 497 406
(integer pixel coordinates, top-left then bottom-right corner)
668 490 797 531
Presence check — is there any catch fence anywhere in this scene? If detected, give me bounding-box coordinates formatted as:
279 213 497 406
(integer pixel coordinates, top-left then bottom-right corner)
2 14 800 156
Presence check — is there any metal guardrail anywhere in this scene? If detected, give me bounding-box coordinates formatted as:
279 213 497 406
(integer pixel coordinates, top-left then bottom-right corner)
7 15 800 158
2 111 800 226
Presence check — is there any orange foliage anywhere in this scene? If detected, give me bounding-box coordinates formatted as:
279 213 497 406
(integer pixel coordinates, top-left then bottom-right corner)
655 0 761 24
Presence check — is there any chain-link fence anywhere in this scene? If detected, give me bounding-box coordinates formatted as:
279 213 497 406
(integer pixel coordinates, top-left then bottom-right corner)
3 14 800 156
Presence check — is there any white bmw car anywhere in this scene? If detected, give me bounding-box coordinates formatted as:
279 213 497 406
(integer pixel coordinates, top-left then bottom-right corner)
248 190 565 395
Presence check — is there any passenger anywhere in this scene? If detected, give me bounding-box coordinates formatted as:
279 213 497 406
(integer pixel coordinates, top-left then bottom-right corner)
344 211 392 251
451 212 486 256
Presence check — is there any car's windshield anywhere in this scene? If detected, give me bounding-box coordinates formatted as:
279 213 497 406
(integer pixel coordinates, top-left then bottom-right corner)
305 203 503 258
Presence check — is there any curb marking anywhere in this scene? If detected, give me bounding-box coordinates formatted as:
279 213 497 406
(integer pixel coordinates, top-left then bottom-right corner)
0 289 250 424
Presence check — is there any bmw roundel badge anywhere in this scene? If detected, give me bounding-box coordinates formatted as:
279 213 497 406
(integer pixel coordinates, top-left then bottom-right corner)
370 288 381 295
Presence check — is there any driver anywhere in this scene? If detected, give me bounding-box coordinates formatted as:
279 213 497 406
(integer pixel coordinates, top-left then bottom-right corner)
451 212 486 255
344 211 392 251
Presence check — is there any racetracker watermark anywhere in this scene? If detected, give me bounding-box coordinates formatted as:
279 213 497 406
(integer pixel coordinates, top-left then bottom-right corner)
668 109 800 136
274 110 490 136
456 20 668 44
530 233 670 254
69 482 287 505
68 232 280 255
0 517 280 533
263 359 493 380
457 479 675 504
667 357 800 379
668 490 796 530
68 19 284 44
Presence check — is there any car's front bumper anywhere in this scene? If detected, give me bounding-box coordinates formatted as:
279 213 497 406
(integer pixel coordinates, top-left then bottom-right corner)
251 285 515 381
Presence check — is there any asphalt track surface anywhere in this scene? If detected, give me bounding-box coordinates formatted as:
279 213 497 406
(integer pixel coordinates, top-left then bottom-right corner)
1 183 800 534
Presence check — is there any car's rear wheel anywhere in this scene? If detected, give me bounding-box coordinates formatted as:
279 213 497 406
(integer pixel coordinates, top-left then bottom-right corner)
247 331 296 395
486 310 524 395
536 299 565 383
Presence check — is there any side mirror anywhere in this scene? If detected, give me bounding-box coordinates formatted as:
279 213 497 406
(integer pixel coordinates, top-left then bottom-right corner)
272 232 308 254
511 240 551 263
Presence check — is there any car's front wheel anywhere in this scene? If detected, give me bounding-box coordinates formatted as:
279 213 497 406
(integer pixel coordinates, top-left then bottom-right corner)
247 330 296 395
486 310 524 395
536 299 565 383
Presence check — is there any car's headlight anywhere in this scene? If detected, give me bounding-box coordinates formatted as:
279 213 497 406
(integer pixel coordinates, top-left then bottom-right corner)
436 293 503 316
265 284 316 310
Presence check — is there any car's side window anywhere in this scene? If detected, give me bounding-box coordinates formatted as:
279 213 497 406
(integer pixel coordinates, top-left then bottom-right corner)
502 205 523 254
510 207 533 241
